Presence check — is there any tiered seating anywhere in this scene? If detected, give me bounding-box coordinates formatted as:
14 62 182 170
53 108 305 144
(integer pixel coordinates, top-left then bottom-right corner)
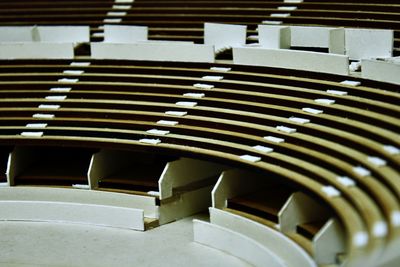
0 1 399 266
1 0 398 55
0 59 398 266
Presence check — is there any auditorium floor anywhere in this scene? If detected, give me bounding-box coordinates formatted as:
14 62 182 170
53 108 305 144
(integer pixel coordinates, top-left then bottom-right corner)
0 214 250 267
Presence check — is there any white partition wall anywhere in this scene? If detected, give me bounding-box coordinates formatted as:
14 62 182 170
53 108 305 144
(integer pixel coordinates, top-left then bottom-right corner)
290 26 345 54
103 25 148 43
204 22 247 53
209 208 317 267
0 26 90 59
0 26 34 42
35 26 90 43
345 28 393 60
158 157 226 224
362 58 400 85
0 26 90 43
258 25 291 49
0 187 159 230
291 26 336 48
91 42 215 62
193 219 286 267
0 201 145 230
233 47 349 75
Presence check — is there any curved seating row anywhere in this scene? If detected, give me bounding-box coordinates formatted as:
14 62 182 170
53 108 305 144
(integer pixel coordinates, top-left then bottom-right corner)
0 59 398 266
0 0 399 55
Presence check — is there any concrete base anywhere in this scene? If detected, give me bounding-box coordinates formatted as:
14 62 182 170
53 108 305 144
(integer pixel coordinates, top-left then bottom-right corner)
0 214 250 267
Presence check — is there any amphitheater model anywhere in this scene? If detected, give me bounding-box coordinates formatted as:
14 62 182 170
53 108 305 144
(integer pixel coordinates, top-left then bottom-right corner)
0 1 399 267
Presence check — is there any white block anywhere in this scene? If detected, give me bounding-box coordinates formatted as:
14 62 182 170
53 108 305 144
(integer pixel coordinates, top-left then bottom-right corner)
373 221 388 238
103 25 148 43
157 120 178 126
336 176 356 187
183 93 205 98
239 155 261 162
258 25 291 49
45 95 67 101
353 232 369 247
92 32 104 38
284 0 303 2
276 126 297 134
146 129 170 135
202 75 224 81
391 211 400 226
32 113 54 119
321 186 341 197
233 47 349 75
314 98 335 105
262 21 283 25
353 166 371 177
25 123 47 129
193 83 214 89
112 5 131 9
70 62 90 66
139 138 161 145
72 184 90 190
264 136 285 143
107 11 127 16
340 80 360 86
20 132 44 137
175 101 197 107
38 104 60 109
362 59 400 85
367 156 387 167
103 18 122 23
50 87 71 92
289 117 310 124
204 22 247 53
383 145 400 155
210 67 231 72
115 0 134 2
326 89 347 96
271 13 291 18
252 145 273 153
91 42 215 63
247 35 258 41
345 28 393 60
278 6 297 11
349 61 361 72
302 107 323 114
147 191 160 197
58 78 79 83
63 70 84 75
36 26 90 43
0 43 74 59
165 111 187 117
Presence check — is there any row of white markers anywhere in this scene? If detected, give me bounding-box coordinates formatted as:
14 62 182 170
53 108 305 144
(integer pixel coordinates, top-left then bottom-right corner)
19 64 399 200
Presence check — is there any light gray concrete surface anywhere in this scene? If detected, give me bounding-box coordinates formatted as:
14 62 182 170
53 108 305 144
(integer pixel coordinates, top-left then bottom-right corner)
0 215 251 267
